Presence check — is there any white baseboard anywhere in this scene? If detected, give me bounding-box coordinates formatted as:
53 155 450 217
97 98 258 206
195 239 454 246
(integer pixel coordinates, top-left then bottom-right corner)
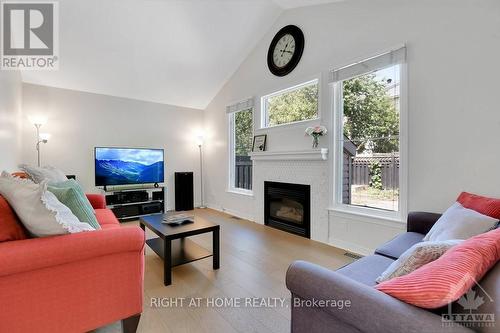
206 203 255 222
165 202 202 211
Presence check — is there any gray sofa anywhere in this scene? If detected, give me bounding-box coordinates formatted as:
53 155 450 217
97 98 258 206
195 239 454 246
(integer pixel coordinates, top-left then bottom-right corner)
286 212 499 333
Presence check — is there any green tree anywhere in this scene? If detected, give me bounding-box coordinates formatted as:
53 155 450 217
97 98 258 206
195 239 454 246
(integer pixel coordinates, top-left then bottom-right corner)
343 73 399 153
267 84 318 126
234 109 253 156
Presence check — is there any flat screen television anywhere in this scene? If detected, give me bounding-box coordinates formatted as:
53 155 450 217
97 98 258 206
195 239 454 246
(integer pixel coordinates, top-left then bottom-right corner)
95 147 164 186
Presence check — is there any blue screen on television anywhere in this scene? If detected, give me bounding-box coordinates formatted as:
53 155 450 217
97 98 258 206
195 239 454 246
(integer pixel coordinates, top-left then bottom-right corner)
95 147 164 186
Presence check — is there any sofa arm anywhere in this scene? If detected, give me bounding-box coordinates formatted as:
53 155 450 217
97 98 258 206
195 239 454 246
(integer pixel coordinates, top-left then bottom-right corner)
0 227 144 277
86 193 107 209
286 261 472 333
406 211 441 234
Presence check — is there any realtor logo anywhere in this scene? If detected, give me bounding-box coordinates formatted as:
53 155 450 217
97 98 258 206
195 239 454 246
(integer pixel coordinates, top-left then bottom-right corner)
1 1 59 70
442 273 495 329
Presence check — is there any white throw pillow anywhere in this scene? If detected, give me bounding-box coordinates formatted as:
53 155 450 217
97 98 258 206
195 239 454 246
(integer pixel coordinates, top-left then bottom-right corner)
423 202 498 242
19 164 68 184
376 240 462 283
0 171 94 237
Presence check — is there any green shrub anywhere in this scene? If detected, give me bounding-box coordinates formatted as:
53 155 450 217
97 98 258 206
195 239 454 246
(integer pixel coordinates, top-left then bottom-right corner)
369 161 383 190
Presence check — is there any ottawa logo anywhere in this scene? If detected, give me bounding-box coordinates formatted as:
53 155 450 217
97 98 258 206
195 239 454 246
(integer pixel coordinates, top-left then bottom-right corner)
442 273 495 329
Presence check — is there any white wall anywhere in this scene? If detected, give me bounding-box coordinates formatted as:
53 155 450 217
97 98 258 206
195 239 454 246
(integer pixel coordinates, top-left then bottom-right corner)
20 84 204 210
203 0 500 254
0 71 22 171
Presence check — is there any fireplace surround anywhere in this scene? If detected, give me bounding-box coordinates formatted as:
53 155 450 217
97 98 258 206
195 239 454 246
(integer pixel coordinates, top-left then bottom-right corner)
264 181 311 238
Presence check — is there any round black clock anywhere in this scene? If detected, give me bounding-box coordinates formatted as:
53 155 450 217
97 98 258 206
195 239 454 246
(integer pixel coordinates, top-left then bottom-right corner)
267 25 304 77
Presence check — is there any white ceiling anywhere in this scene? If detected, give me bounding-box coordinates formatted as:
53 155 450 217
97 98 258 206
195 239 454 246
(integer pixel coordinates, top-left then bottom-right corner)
21 0 341 109
272 0 344 9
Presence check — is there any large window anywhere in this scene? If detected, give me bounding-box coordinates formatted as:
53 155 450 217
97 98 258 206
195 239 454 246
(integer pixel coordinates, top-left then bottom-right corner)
228 102 253 193
333 47 406 217
262 79 319 128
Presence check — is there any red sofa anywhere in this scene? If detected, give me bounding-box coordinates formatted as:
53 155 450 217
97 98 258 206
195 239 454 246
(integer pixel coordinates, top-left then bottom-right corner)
0 194 145 333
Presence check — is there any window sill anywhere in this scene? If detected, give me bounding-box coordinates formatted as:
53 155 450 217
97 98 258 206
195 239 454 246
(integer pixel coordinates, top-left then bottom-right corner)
257 118 320 132
328 205 406 226
226 189 254 197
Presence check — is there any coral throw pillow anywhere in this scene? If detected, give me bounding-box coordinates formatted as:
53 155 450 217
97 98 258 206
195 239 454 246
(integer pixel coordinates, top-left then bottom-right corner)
11 172 29 179
375 228 500 309
457 192 500 219
0 195 28 242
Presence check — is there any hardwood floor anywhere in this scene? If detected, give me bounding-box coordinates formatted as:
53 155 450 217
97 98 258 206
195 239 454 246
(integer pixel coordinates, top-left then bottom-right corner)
96 208 354 333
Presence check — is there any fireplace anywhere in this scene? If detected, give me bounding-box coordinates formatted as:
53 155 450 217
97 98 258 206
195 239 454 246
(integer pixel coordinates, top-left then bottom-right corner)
264 181 310 238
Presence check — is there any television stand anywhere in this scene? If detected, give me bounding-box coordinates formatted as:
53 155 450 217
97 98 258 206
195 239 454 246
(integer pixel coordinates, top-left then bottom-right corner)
104 186 165 221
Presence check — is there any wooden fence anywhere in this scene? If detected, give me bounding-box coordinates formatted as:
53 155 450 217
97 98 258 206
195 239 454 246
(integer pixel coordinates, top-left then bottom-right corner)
233 154 397 192
351 154 399 189
235 156 252 190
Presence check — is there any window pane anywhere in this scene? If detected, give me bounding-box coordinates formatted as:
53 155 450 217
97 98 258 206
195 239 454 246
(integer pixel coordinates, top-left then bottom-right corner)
341 65 400 211
234 108 253 190
265 81 318 127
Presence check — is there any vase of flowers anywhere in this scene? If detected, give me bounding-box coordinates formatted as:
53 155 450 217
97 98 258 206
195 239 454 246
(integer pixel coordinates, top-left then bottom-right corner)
305 126 327 148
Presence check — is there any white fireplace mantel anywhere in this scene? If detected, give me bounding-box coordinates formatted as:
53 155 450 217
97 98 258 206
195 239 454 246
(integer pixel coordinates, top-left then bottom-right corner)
250 148 328 161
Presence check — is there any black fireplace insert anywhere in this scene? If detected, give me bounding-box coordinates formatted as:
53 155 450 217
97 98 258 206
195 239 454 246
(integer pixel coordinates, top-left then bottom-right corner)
264 181 310 238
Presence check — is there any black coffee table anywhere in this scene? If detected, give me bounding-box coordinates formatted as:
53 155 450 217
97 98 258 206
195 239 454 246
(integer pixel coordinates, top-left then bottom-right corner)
139 213 220 286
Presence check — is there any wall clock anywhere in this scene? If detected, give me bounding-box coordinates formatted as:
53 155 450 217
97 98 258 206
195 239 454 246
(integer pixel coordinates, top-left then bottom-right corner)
267 25 304 77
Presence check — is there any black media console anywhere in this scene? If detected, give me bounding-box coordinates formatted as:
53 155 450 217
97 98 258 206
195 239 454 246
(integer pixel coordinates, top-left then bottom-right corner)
105 187 165 221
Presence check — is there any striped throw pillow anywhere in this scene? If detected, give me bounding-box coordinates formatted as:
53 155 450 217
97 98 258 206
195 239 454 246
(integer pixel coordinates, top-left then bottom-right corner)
457 192 500 220
375 228 500 309
48 180 100 229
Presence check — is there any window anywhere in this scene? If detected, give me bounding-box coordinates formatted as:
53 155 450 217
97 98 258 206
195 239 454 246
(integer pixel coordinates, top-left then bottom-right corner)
228 99 254 193
262 79 319 128
332 47 406 217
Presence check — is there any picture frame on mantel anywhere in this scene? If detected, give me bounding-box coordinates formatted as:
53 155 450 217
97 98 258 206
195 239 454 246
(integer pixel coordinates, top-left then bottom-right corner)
252 134 267 152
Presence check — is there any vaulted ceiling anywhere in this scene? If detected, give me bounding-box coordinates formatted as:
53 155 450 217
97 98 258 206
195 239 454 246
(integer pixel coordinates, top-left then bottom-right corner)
21 0 343 109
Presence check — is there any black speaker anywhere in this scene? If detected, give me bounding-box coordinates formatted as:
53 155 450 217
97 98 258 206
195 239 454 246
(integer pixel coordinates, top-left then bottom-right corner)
175 172 194 211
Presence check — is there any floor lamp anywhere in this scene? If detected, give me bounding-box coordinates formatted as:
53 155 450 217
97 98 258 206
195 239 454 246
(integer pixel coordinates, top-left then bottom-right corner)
29 116 50 167
197 135 206 209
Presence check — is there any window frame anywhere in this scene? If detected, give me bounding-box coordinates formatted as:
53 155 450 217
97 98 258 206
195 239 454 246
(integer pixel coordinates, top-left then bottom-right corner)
228 107 254 196
331 59 408 223
260 78 320 129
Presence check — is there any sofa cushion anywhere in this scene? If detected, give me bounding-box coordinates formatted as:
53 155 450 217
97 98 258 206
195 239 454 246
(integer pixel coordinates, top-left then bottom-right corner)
336 255 394 286
0 196 28 242
375 232 424 260
375 228 500 309
100 223 120 230
95 209 120 226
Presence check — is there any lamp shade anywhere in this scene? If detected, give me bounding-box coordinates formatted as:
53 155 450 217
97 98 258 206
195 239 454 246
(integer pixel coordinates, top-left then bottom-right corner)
196 135 204 146
39 133 51 141
28 115 48 126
